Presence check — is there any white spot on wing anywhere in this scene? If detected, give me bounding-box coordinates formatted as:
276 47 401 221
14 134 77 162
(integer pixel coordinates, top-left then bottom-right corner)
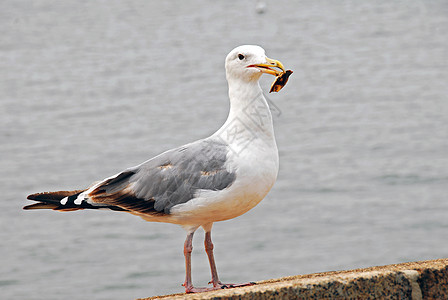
60 197 68 205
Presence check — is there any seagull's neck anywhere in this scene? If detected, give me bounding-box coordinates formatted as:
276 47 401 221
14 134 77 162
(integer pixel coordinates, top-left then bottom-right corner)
213 78 276 145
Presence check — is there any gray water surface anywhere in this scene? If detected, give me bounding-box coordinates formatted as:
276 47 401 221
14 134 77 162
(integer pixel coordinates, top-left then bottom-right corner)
1 1 448 299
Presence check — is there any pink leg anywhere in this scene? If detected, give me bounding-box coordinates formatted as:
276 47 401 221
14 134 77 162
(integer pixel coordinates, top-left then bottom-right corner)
182 231 222 293
204 230 221 286
182 229 256 293
204 230 256 289
182 231 195 292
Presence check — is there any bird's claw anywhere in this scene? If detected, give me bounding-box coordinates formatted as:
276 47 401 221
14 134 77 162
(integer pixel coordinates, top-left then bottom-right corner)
185 281 255 293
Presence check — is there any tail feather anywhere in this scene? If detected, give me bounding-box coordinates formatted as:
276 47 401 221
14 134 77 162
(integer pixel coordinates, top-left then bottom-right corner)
24 189 127 212
27 190 85 202
23 202 60 210
24 190 86 211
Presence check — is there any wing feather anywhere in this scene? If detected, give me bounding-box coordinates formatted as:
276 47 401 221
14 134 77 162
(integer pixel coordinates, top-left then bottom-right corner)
87 139 236 215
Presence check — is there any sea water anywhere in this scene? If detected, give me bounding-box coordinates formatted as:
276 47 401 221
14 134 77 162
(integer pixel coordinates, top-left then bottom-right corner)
1 1 447 299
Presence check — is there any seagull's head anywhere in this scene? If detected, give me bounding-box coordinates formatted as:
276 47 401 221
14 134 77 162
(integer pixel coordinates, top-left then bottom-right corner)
225 45 285 83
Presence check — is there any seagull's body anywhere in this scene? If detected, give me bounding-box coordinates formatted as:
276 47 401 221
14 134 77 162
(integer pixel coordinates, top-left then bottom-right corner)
24 45 288 293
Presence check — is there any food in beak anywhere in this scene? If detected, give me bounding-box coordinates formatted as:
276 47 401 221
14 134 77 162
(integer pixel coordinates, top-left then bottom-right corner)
269 70 293 93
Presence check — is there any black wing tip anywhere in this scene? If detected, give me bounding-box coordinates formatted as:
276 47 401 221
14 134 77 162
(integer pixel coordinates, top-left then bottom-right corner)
23 202 59 210
23 204 33 210
24 190 88 211
26 190 86 201
27 192 43 200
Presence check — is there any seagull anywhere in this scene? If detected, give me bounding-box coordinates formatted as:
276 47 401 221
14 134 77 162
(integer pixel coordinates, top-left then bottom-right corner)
24 45 289 293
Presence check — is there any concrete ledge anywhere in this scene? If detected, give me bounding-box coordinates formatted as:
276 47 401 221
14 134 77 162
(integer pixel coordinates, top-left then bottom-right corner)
141 259 448 299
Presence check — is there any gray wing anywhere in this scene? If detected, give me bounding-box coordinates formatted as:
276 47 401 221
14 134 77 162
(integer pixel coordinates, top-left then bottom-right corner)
87 138 236 215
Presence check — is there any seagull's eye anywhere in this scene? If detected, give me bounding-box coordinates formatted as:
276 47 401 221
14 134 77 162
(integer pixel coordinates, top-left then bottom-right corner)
238 54 245 60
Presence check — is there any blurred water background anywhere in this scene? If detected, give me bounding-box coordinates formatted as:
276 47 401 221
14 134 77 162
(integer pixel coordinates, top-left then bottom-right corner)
1 1 447 299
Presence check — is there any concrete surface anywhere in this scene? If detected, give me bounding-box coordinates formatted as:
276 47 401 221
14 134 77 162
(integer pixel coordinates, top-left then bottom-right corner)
139 259 448 299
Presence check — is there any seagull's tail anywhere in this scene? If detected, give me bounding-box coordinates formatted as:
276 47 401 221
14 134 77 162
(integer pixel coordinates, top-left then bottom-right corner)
24 190 87 211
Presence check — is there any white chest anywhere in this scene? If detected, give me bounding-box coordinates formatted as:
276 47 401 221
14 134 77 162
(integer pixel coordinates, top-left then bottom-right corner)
170 135 279 226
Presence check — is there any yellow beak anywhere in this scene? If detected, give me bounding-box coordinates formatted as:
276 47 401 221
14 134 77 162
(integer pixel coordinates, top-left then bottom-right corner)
250 57 286 76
